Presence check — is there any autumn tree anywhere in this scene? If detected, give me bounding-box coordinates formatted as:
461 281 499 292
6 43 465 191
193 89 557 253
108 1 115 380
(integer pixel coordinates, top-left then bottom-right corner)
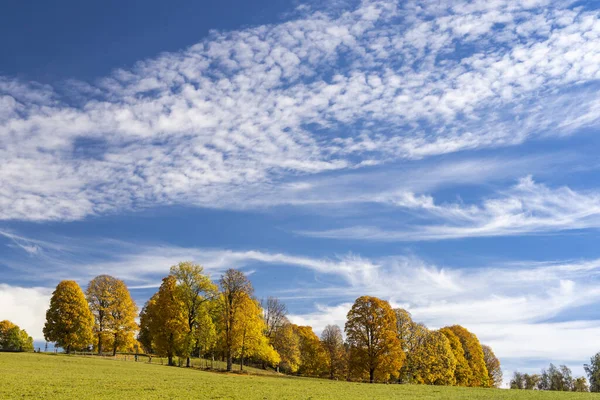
170 262 217 367
409 330 457 385
139 276 187 365
439 327 471 386
272 320 301 373
446 325 489 387
394 309 430 383
86 275 138 355
263 297 287 340
482 344 502 388
232 293 279 370
585 352 600 392
0 320 33 352
321 324 345 380
573 376 589 392
217 269 254 371
295 325 327 377
345 296 404 383
43 280 94 353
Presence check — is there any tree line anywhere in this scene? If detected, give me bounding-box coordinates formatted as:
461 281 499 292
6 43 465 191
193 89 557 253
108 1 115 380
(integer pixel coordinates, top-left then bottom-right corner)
511 353 600 393
39 261 502 386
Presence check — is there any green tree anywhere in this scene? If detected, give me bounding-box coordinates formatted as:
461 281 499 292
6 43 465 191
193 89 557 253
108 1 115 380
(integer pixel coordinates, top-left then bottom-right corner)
345 296 405 383
0 320 34 352
585 352 600 392
482 344 502 388
43 280 94 353
170 262 217 367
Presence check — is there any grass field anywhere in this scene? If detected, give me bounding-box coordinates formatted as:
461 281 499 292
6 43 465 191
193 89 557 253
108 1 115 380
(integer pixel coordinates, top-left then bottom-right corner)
1 353 598 399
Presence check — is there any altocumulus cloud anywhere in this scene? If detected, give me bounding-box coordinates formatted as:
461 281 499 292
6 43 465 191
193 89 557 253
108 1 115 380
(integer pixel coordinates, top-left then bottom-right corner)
2 0 600 221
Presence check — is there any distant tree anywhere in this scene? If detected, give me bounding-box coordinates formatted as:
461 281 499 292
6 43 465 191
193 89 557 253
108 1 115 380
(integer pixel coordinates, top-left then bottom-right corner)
482 344 502 388
524 373 541 390
538 363 574 391
217 269 254 371
140 276 187 366
169 262 217 367
584 352 600 392
321 324 345 380
510 371 525 389
43 280 94 353
272 321 301 373
439 327 471 386
573 376 589 392
0 320 33 352
295 325 327 377
445 325 489 387
345 296 404 383
86 275 138 355
401 321 429 383
409 330 457 385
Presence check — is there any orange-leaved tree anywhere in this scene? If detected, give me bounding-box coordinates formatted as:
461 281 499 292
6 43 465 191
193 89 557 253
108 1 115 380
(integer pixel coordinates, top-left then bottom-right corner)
345 296 404 383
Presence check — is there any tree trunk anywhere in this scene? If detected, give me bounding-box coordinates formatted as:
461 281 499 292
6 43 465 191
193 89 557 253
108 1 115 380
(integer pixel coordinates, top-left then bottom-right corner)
226 349 233 371
168 353 173 366
66 344 71 354
369 368 375 384
113 333 117 356
98 333 102 355
186 357 191 368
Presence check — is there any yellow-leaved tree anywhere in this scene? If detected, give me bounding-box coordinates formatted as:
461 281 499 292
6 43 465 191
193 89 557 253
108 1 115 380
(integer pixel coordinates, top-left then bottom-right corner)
139 275 187 365
272 321 301 373
446 325 489 387
169 262 217 367
217 269 254 371
0 320 34 352
86 275 138 355
44 280 94 353
295 325 328 377
439 327 472 386
345 296 405 383
232 293 279 370
410 330 457 385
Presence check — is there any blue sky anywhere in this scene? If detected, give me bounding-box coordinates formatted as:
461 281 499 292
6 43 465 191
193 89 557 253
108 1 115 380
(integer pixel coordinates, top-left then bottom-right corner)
2 0 600 385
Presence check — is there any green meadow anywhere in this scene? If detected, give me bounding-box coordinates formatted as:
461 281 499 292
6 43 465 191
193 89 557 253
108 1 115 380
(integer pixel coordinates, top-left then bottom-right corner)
1 353 598 399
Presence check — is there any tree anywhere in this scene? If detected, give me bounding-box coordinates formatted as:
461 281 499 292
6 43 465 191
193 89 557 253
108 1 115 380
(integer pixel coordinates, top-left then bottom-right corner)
295 325 327 377
43 280 94 353
573 376 589 392
345 296 405 383
584 352 600 392
446 325 489 387
263 297 287 340
321 324 345 380
86 275 138 355
524 373 541 390
401 321 430 383
409 330 456 385
482 344 502 388
539 363 574 391
170 262 217 367
510 371 525 389
139 276 187 366
217 269 254 371
272 321 301 373
439 327 471 386
0 320 33 352
232 293 278 370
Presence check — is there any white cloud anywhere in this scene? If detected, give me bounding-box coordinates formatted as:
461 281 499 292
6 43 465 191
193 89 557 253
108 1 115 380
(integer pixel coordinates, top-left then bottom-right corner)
2 0 600 221
0 284 52 341
300 177 600 240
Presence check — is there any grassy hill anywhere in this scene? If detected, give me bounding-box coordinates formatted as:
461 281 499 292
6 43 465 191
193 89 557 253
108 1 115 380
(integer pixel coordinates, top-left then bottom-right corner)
0 352 597 399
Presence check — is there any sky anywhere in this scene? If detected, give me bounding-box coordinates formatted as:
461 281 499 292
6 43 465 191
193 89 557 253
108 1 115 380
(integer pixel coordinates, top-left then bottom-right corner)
1 0 600 386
